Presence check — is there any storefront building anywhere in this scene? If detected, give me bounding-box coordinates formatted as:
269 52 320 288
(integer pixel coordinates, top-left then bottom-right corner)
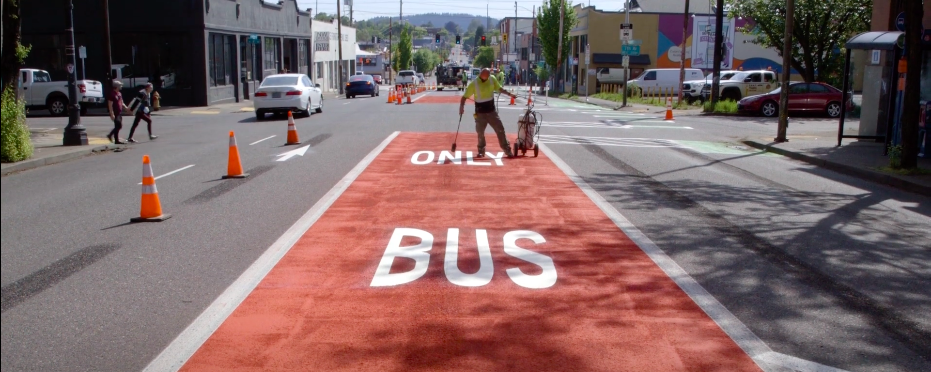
21 0 355 106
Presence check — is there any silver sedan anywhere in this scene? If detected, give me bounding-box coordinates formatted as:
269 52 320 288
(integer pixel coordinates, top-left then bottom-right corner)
253 74 323 121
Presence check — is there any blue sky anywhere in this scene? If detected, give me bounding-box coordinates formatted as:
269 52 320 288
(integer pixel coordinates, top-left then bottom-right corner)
296 0 634 22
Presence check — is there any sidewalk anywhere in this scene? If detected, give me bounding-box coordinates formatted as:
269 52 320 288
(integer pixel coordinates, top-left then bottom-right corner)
1 127 124 176
742 136 931 195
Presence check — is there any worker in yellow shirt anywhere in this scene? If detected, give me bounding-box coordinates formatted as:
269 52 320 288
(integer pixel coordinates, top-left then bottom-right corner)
459 68 516 158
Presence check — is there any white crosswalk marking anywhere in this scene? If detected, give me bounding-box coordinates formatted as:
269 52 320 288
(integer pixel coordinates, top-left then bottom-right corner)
539 135 682 148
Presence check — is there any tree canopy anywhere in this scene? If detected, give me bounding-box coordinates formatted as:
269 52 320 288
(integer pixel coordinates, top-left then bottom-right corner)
537 0 576 71
473 47 495 68
728 0 871 85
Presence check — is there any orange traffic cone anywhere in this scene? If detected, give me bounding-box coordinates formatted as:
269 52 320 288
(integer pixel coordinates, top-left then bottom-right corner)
509 94 516 105
407 88 413 104
665 98 674 121
387 89 394 103
286 111 301 145
396 88 403 105
527 87 533 105
131 155 171 222
223 131 249 179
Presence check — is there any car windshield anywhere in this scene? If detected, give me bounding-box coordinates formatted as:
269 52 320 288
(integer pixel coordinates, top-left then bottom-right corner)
261 76 298 87
728 72 748 81
349 76 369 82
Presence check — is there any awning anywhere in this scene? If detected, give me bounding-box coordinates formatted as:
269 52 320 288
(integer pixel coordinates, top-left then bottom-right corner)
845 31 903 50
592 53 651 66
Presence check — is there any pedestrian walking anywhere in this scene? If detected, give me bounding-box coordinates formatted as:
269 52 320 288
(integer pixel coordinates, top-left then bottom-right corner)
107 80 128 144
459 68 516 158
127 83 157 142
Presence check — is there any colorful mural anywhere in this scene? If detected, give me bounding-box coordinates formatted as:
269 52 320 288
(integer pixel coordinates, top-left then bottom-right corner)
655 15 784 72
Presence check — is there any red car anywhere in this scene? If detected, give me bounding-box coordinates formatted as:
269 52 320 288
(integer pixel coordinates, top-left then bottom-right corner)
371 74 383 85
737 82 849 118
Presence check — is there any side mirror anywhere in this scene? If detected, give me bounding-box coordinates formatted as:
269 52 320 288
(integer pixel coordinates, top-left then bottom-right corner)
315 83 321 88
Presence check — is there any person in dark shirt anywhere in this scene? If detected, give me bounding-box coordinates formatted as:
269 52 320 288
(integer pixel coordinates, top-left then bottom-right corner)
128 83 157 142
107 80 128 144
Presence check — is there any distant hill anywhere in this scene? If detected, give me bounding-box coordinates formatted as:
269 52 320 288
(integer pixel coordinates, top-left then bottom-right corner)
367 13 499 31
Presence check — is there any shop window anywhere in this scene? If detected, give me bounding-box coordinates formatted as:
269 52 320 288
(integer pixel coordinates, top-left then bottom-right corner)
209 33 233 86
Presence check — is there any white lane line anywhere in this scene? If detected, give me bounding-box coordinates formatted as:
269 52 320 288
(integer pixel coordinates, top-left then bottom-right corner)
541 144 850 372
343 102 351 105
410 92 431 103
249 135 276 146
142 131 400 372
137 165 195 185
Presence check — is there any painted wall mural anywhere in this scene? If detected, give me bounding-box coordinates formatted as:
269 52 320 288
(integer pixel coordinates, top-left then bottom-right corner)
655 15 784 72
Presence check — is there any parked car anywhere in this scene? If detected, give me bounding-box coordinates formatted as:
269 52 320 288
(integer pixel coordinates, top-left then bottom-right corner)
110 64 176 89
18 68 104 116
701 70 778 102
737 82 850 118
596 68 628 84
345 75 379 98
416 73 426 85
627 68 703 95
371 74 383 85
396 70 416 85
682 71 739 104
253 74 323 120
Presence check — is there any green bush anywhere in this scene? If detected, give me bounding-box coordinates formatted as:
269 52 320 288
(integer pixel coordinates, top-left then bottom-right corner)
703 99 738 114
626 82 640 98
1 88 33 163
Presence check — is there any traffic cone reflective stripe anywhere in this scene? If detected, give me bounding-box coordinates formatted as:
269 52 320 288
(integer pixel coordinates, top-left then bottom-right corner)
665 98 674 121
407 89 412 104
223 131 249 179
396 88 402 104
131 155 171 222
286 111 301 145
527 87 533 105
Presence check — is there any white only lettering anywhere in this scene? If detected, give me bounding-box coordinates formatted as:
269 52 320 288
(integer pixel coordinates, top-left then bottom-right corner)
371 228 556 289
409 151 504 166
370 228 433 287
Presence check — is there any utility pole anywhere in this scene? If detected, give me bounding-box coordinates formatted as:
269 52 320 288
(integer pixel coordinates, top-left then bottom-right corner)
399 0 402 24
677 0 689 106
775 0 794 142
515 1 518 85
62 0 86 146
709 0 724 109
337 0 344 94
349 0 353 27
389 17 393 84
102 0 113 97
621 0 630 107
556 0 564 92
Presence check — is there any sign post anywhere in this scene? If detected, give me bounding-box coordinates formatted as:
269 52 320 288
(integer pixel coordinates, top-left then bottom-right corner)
78 46 87 80
585 44 590 102
620 22 633 107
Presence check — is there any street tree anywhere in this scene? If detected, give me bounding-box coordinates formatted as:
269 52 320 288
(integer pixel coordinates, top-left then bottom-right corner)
727 0 871 85
413 49 440 74
474 46 495 68
444 21 460 36
393 25 414 71
537 0 575 74
467 19 483 35
473 26 485 48
314 12 331 21
1 0 30 95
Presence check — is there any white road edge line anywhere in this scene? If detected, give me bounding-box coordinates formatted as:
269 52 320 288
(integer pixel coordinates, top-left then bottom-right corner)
249 135 276 146
410 91 431 103
539 143 850 372
142 131 401 372
137 165 195 185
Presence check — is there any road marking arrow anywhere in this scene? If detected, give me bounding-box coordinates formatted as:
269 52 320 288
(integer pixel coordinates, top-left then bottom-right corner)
276 145 310 162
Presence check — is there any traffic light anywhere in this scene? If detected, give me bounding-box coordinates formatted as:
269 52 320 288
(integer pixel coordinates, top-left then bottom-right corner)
481 35 486 46
456 34 461 44
502 33 508 43
435 33 441 44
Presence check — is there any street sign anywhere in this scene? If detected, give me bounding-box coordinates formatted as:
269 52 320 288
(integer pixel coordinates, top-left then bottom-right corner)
622 56 630 68
626 39 642 46
585 44 590 66
78 46 87 59
620 23 633 40
66 63 74 74
248 34 261 44
896 12 906 32
537 61 545 68
621 45 640 56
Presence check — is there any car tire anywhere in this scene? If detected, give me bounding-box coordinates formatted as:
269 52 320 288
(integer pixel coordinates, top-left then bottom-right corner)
255 110 265 121
761 101 778 117
826 102 842 118
47 95 68 116
303 101 312 117
79 105 88 116
315 98 323 113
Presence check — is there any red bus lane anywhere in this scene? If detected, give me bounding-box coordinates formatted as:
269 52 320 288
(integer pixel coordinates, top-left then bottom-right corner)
180 132 762 371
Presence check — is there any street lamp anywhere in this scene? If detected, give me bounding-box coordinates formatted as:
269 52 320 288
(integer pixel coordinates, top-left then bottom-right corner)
63 0 87 146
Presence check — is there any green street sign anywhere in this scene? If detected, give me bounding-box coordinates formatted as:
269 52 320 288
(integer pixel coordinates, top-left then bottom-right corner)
621 45 640 56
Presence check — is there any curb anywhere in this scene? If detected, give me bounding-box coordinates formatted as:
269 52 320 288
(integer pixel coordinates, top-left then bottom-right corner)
742 140 931 195
1 144 125 176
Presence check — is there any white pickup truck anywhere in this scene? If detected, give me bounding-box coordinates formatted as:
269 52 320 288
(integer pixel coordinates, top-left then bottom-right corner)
700 70 778 102
19 69 104 116
395 70 417 86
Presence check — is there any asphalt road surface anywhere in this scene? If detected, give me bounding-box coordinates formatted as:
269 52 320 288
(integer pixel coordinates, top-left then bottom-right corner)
2 86 929 372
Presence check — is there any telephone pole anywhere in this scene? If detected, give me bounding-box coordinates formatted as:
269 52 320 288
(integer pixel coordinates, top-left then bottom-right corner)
775 0 794 142
349 0 353 26
337 0 344 94
556 0 564 92
621 0 630 107
389 17 393 84
102 0 113 96
709 0 724 108
677 0 690 106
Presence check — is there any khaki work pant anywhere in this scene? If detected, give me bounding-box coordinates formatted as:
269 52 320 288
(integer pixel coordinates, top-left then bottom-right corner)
474 111 511 155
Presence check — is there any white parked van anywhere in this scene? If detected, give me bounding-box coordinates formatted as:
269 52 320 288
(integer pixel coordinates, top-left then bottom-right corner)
596 68 628 84
627 68 703 95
